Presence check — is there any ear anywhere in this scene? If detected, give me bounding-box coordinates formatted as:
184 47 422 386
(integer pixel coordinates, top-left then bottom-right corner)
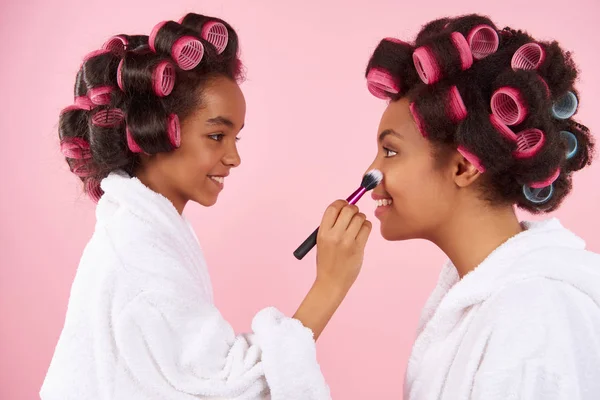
453 150 482 188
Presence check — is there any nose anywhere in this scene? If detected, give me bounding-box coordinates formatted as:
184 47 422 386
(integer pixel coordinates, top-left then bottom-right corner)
365 157 381 177
223 142 241 168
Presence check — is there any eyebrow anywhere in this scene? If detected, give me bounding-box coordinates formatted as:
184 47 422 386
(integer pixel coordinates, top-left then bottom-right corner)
378 129 402 142
206 116 245 130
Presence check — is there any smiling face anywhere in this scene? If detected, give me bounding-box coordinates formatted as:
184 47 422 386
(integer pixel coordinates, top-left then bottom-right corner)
367 98 462 241
136 76 246 213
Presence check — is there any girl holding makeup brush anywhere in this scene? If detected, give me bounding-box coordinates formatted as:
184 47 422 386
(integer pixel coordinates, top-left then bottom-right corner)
364 14 600 399
41 12 371 400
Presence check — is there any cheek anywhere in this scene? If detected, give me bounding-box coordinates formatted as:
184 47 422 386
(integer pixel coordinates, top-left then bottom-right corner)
387 162 451 214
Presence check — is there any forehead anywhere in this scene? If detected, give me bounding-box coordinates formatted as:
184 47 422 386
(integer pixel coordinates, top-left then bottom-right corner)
188 76 246 127
378 98 423 143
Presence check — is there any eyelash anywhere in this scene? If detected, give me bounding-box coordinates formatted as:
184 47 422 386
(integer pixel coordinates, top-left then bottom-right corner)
209 134 242 142
383 146 398 158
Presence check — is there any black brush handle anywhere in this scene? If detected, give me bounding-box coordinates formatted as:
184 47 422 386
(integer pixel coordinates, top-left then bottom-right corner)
293 227 319 260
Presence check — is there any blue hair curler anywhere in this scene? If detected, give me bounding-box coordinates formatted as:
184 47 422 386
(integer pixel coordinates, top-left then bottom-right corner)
552 91 578 120
560 130 578 160
523 184 554 204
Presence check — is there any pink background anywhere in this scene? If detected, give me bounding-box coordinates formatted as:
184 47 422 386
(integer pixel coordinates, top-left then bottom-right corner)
1 0 599 398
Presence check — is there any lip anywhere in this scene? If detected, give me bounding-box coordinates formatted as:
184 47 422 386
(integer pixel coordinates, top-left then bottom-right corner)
208 175 226 190
372 192 392 200
373 192 393 219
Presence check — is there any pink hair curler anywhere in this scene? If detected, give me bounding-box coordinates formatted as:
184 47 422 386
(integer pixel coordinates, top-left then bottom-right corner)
70 159 94 177
490 87 527 126
451 32 474 70
409 102 428 137
551 91 578 120
116 59 124 91
457 146 485 173
447 85 467 122
514 128 545 159
60 137 91 159
85 178 104 203
149 21 168 52
74 96 94 110
489 114 518 142
413 46 441 84
467 25 499 60
171 36 204 70
91 108 125 128
152 61 176 97
126 127 143 153
102 35 128 55
167 114 181 148
60 105 85 115
201 21 229 54
366 68 400 99
538 76 551 97
511 43 546 70
88 86 113 105
530 168 560 189
413 32 472 84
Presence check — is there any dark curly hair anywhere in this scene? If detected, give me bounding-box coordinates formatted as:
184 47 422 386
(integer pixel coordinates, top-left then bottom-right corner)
58 13 243 202
365 14 594 213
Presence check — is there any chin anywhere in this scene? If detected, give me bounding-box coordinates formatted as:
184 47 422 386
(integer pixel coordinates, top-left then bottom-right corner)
194 195 219 207
379 221 417 242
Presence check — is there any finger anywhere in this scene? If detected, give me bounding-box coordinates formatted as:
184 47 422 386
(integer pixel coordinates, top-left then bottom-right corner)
332 204 360 233
356 220 373 246
320 200 348 230
346 212 367 240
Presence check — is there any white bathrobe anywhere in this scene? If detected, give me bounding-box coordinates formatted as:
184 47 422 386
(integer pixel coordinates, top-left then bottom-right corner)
404 218 600 400
41 171 330 400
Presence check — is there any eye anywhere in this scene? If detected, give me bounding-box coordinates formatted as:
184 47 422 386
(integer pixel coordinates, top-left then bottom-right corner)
235 136 241 142
384 147 398 158
209 133 224 141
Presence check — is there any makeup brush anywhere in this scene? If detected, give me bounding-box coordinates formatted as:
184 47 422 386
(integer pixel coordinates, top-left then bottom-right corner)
293 169 383 260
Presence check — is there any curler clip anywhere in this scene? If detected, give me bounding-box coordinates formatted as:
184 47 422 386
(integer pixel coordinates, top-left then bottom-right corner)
366 68 400 99
201 21 229 54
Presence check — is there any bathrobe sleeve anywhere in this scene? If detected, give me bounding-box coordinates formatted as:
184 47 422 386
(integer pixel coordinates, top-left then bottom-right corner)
114 290 331 400
470 279 600 400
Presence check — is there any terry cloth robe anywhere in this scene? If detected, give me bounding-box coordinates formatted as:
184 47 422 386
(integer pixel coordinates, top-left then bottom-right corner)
41 171 331 400
404 218 600 400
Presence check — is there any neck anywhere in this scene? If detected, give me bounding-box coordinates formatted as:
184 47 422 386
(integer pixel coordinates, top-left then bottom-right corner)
431 204 523 279
135 168 187 215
